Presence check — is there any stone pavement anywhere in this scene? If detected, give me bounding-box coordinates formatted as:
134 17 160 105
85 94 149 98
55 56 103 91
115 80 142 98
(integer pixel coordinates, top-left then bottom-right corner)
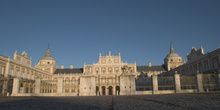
0 93 220 110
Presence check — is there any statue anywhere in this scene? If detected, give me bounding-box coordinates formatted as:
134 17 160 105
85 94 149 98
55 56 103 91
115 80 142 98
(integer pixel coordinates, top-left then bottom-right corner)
122 65 131 73
85 66 92 74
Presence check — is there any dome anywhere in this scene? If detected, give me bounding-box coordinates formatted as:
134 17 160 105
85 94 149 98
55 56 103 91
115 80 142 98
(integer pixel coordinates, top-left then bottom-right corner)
166 52 180 58
165 44 180 58
41 55 54 60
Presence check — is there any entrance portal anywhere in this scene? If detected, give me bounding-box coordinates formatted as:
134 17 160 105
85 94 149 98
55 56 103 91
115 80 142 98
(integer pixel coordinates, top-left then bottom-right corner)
116 86 120 95
102 86 105 95
96 86 99 96
109 86 113 95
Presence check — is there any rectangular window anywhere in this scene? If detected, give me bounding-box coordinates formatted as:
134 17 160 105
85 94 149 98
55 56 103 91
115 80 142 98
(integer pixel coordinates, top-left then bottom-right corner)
103 70 105 74
109 70 111 74
96 70 98 74
116 70 118 74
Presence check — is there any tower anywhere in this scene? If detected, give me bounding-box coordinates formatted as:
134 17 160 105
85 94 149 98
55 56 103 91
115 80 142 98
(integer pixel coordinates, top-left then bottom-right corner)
34 48 58 74
164 44 185 71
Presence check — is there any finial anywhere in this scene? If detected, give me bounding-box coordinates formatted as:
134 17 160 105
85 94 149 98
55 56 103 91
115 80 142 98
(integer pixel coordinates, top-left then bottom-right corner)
46 48 50 56
48 43 50 49
119 52 120 57
170 44 174 53
109 51 111 56
99 53 101 57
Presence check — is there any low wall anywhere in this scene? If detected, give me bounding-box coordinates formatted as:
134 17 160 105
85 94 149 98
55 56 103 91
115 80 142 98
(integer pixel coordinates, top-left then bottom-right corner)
136 91 152 95
11 93 78 96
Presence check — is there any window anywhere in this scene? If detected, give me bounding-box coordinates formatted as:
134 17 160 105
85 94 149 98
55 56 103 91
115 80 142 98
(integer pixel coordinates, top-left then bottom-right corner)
103 70 105 74
116 70 118 74
130 70 133 73
109 70 112 74
48 62 50 64
96 70 98 74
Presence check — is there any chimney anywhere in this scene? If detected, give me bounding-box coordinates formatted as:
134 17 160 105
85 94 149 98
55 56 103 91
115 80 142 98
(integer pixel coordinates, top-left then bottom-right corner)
149 62 151 67
70 64 73 69
61 65 64 69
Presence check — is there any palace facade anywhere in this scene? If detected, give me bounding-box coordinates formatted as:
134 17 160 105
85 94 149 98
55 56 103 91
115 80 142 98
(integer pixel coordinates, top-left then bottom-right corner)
0 45 219 96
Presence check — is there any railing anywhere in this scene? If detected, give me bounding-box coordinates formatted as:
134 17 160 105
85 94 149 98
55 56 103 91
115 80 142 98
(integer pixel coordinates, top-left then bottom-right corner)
202 74 218 91
158 76 175 90
136 77 152 91
180 76 196 90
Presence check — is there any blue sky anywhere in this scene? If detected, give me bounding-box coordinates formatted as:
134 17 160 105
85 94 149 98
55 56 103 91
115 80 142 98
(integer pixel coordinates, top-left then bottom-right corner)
0 0 220 68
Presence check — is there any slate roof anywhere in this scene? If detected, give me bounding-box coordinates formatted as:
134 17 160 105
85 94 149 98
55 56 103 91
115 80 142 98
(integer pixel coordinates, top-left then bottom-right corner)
54 68 83 74
137 65 167 72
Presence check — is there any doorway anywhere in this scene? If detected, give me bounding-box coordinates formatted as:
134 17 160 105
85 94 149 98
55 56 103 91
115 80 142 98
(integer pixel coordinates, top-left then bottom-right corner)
109 86 113 95
102 86 105 95
116 86 120 95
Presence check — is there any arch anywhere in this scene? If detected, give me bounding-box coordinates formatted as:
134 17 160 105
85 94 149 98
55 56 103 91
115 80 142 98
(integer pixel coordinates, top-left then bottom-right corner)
109 86 113 95
102 86 105 95
116 86 120 95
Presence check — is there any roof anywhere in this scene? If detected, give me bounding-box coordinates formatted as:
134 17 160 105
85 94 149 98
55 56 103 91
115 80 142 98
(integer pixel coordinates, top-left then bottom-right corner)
137 66 166 72
54 68 83 74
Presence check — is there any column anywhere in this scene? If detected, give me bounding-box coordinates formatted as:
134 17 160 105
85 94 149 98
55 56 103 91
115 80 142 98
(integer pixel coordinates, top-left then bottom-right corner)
113 86 116 95
208 58 213 71
11 78 20 96
196 73 204 92
5 57 10 77
35 77 41 94
152 75 158 94
100 86 102 95
69 85 72 93
22 82 25 93
106 86 108 95
174 72 181 93
76 78 79 96
57 77 64 94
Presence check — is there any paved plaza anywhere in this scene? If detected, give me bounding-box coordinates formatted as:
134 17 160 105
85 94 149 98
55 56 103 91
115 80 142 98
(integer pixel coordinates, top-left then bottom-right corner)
0 93 220 110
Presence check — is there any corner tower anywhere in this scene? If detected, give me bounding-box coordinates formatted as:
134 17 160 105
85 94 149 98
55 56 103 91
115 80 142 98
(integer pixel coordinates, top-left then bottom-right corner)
164 44 185 71
34 48 58 73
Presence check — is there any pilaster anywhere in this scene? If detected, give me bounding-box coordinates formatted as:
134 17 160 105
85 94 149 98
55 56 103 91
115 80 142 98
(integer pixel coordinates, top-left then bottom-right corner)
11 78 20 96
196 73 204 92
152 75 158 94
218 70 220 90
2 80 9 96
35 77 41 94
57 77 64 93
174 72 181 93
5 57 10 77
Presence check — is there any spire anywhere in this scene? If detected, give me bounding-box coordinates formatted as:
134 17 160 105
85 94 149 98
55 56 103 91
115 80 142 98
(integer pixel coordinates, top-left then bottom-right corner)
170 44 174 53
46 48 51 56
